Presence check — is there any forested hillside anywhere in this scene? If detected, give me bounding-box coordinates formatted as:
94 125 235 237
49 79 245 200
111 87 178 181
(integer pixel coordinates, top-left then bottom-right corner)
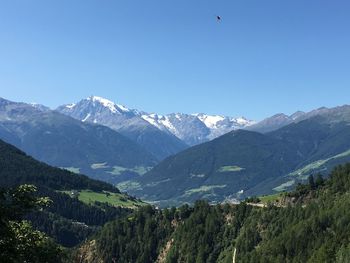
74 164 350 263
0 139 137 247
128 115 350 206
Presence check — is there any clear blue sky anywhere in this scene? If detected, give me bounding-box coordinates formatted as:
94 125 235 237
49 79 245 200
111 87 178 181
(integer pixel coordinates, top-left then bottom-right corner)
1 0 350 120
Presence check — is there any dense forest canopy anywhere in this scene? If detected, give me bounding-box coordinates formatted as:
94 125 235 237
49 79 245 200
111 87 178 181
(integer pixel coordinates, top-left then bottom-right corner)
0 139 132 247
75 164 350 263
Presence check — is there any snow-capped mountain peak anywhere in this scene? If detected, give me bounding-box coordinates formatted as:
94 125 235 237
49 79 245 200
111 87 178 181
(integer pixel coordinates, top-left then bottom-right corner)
86 96 130 113
57 96 255 146
56 96 140 130
194 114 225 129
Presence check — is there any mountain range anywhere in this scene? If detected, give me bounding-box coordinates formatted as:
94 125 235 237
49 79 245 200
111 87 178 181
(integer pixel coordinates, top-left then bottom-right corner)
139 112 254 145
0 96 256 185
56 96 188 160
0 97 157 184
1 95 350 207
56 96 255 147
125 105 350 206
246 106 343 133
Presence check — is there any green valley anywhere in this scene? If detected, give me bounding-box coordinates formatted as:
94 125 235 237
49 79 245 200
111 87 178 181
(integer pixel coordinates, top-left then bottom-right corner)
128 116 350 206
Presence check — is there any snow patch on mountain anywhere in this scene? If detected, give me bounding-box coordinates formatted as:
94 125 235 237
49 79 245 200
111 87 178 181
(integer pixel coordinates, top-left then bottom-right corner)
236 117 253 126
116 103 130 113
160 117 177 134
141 114 177 134
82 113 91 122
65 103 76 109
141 114 160 128
196 114 225 129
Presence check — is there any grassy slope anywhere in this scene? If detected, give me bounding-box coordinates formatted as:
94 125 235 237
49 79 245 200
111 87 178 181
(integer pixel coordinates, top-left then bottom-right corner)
258 193 284 203
273 148 350 192
62 190 146 208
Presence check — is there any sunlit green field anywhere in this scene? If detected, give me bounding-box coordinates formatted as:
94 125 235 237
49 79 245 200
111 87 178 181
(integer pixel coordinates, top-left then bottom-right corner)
218 165 244 172
62 190 146 208
288 149 350 179
259 193 284 203
183 185 227 196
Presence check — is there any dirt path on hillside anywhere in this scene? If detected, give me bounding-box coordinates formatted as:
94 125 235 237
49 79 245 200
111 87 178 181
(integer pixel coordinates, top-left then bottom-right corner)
233 247 237 263
156 238 174 263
